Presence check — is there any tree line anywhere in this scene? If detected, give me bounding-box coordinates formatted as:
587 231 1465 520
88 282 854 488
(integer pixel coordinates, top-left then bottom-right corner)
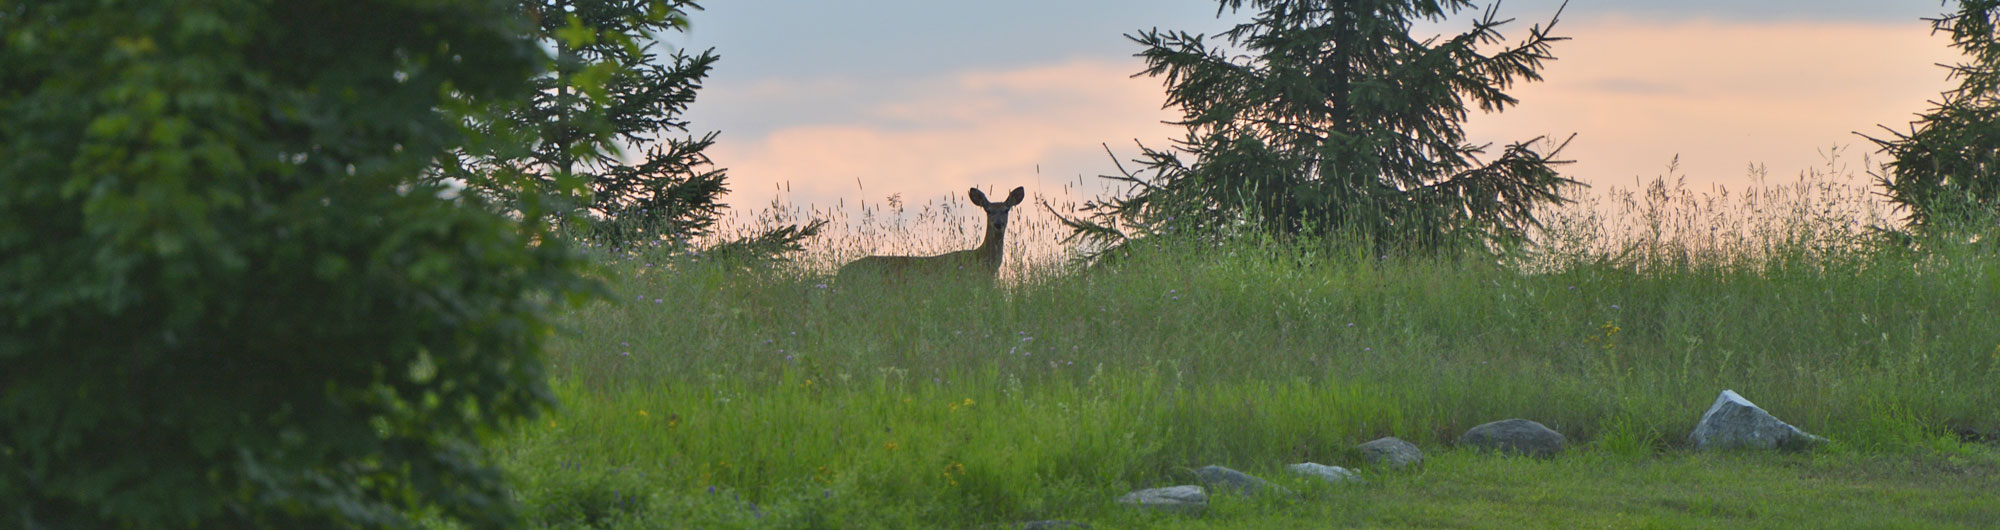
2 0 1993 528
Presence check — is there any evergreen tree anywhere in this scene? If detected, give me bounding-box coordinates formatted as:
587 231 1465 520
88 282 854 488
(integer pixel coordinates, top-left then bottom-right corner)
1865 0 2000 230
1068 0 1578 252
447 0 734 245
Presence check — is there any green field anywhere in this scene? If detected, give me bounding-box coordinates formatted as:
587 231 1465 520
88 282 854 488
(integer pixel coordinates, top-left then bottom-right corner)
484 178 2000 529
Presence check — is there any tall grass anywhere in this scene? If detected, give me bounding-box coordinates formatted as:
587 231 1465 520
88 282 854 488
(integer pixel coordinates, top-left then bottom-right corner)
498 160 2000 528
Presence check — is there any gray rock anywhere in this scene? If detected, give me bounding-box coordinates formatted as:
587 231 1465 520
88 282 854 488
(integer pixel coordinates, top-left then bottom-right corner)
1021 520 1089 530
1116 485 1207 514
1286 462 1365 485
1192 465 1292 496
1459 418 1566 458
1358 437 1424 468
1689 389 1828 451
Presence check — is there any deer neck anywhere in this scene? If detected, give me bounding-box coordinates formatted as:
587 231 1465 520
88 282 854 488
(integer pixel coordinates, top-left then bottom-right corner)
974 216 1008 271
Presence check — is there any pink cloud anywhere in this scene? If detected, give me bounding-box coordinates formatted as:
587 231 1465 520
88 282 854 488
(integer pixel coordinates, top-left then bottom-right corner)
1463 17 1960 191
710 59 1178 212
706 17 1966 264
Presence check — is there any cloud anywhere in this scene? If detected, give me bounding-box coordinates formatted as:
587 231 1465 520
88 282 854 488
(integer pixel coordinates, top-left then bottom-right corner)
1583 78 1684 96
1461 18 1958 190
702 17 1965 247
705 59 1180 211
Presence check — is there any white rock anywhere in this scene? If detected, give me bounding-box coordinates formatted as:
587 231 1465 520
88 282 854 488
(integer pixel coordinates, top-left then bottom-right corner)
1689 389 1827 451
1286 462 1365 485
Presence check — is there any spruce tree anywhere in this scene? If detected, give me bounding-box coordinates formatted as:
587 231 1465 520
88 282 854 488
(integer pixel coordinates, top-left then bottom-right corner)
1865 0 2000 230
448 0 731 245
1069 0 1579 252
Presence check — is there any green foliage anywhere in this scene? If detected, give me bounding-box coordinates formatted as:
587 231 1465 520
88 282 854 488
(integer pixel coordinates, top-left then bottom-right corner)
1066 0 1580 254
0 0 591 528
518 463 651 529
443 0 733 247
1866 0 2000 230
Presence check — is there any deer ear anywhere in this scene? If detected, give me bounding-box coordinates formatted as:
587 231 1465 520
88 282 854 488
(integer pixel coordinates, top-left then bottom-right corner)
1005 187 1025 206
967 187 990 206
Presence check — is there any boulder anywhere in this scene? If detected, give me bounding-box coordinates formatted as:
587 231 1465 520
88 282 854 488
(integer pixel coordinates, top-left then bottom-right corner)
1193 465 1292 496
1459 418 1566 458
1116 485 1206 514
1286 462 1365 485
1689 390 1827 451
1357 437 1424 468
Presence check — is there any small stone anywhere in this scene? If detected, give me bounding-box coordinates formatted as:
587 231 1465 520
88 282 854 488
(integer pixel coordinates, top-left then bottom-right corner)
1193 465 1292 496
1022 520 1090 530
1689 390 1828 451
1286 462 1365 485
1116 485 1207 514
1459 419 1566 458
1358 436 1424 468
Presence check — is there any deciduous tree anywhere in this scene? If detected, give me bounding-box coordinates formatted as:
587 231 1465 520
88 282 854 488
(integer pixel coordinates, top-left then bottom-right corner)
0 1 589 527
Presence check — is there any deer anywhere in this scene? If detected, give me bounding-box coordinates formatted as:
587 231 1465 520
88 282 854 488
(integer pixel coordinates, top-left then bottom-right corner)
836 186 1026 285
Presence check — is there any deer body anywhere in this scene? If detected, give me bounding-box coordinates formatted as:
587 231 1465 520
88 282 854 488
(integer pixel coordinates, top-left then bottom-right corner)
837 186 1025 284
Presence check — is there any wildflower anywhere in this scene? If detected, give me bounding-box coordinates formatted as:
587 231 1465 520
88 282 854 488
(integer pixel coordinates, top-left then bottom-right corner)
884 441 899 451
943 461 966 486
638 410 649 418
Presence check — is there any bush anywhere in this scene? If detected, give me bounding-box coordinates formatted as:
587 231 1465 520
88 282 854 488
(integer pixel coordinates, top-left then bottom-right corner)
1 1 592 527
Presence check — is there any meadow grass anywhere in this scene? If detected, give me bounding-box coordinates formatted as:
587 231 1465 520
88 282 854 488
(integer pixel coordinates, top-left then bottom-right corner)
489 169 2000 529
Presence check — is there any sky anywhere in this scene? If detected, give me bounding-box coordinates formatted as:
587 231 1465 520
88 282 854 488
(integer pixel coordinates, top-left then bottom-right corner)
657 0 1968 237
